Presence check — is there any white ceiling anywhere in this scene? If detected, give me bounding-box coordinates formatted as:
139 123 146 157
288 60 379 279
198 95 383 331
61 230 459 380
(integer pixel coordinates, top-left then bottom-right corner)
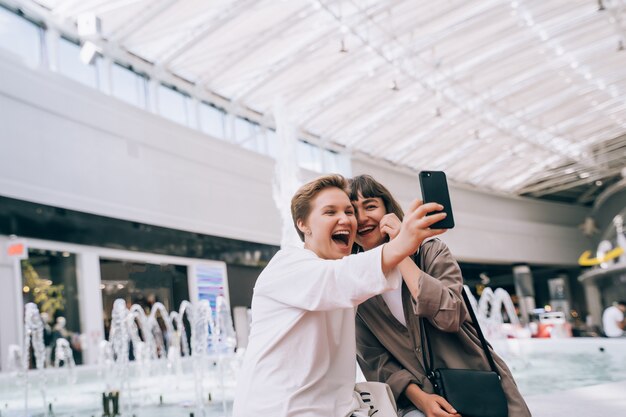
12 0 626 203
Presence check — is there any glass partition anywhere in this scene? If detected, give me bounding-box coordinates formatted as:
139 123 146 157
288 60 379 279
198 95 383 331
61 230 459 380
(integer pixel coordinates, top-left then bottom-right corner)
21 249 82 366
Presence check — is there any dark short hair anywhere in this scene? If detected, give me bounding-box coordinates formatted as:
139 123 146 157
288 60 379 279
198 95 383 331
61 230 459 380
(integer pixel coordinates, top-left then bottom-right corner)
291 174 349 242
349 175 404 220
618 300 626 307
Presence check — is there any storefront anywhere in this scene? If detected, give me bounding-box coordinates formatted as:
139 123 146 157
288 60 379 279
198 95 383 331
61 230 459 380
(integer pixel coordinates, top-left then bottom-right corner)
0 235 229 369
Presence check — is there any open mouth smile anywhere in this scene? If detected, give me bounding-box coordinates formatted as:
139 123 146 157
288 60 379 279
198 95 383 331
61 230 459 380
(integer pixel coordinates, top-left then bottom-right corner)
357 225 376 236
331 230 351 246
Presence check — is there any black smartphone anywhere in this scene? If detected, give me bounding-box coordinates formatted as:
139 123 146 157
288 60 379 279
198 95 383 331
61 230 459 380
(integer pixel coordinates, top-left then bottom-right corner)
418 171 455 229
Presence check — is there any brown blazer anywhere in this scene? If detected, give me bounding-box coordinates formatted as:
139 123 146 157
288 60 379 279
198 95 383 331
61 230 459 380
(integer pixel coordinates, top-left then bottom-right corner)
356 239 531 417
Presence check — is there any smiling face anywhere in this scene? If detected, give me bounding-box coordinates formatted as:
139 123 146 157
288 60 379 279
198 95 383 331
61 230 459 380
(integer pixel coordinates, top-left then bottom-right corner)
297 187 357 260
353 194 388 251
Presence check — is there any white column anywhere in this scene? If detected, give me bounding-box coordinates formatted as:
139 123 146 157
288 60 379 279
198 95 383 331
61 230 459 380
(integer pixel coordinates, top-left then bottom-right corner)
583 281 603 328
513 264 535 325
0 235 22 371
187 263 199 304
76 251 104 365
44 28 60 72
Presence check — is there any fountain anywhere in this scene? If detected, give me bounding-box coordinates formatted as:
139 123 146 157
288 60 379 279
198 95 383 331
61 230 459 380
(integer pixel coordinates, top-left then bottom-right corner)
215 296 237 354
53 338 76 385
2 296 238 417
23 302 48 417
464 285 532 342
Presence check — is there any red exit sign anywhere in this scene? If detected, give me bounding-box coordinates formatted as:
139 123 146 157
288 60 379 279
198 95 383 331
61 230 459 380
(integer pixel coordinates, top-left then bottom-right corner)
6 240 28 260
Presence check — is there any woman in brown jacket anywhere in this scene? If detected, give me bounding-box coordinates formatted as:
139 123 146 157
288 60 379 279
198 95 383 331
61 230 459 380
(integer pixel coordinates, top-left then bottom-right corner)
350 175 531 417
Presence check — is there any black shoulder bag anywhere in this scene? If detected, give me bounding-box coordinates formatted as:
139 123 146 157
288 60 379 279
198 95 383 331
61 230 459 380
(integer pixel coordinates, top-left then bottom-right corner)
419 287 509 417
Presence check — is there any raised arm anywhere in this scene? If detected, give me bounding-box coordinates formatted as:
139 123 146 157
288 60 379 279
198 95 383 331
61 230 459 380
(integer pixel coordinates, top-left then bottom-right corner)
409 240 465 332
381 200 447 274
254 246 401 311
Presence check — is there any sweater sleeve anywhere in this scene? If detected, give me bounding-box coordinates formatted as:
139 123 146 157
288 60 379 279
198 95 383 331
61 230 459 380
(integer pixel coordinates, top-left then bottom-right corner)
356 312 419 401
410 240 466 332
255 246 401 311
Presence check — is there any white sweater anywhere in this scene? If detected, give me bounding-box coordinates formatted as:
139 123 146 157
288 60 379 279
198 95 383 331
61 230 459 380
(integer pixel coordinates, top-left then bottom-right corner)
232 245 401 417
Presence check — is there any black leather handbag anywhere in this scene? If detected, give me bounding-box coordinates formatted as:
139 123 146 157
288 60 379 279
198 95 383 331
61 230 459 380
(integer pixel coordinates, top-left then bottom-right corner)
419 288 509 417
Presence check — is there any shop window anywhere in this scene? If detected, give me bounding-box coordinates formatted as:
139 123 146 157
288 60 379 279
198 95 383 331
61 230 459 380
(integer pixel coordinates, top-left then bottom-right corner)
99 259 189 354
0 6 42 68
21 249 82 366
111 63 147 108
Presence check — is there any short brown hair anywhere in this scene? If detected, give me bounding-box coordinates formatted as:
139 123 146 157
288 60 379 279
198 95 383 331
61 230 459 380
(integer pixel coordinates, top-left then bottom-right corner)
291 174 349 241
349 174 404 220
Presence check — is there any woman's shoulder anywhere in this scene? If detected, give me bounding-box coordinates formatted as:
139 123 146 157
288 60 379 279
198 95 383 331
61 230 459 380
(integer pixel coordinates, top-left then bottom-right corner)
418 238 450 257
421 237 448 249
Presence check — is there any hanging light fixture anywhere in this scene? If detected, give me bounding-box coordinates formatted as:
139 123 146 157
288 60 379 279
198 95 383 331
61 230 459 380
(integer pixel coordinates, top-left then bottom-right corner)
339 38 348 53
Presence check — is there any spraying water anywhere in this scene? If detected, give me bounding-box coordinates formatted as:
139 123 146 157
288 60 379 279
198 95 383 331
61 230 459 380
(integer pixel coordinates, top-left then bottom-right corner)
23 302 47 416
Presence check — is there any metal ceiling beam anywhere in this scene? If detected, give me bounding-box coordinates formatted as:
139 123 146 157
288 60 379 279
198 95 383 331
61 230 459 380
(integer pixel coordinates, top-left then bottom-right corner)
194 3 315 86
155 0 259 67
229 0 406 102
526 165 626 197
324 1 593 169
576 183 602 204
515 142 626 190
297 61 393 125
519 155 626 195
107 0 178 43
278 48 370 110
322 83 419 142
369 114 445 157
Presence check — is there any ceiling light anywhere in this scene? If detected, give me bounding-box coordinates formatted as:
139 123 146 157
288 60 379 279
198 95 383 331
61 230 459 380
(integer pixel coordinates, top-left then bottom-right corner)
595 180 603 186
579 172 590 179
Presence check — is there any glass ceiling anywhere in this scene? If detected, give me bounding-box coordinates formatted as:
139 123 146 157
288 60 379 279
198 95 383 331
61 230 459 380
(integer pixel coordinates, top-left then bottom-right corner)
9 0 626 204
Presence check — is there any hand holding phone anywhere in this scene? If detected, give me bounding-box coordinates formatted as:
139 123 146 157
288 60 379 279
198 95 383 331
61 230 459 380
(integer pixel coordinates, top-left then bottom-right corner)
419 171 455 229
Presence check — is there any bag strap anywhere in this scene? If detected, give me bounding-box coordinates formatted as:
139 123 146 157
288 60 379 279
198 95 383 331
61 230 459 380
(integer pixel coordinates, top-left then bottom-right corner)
419 287 501 378
413 247 436 380
460 287 500 377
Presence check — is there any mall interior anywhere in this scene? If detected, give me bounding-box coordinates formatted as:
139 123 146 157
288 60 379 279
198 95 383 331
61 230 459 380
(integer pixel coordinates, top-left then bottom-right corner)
1 1 625 416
